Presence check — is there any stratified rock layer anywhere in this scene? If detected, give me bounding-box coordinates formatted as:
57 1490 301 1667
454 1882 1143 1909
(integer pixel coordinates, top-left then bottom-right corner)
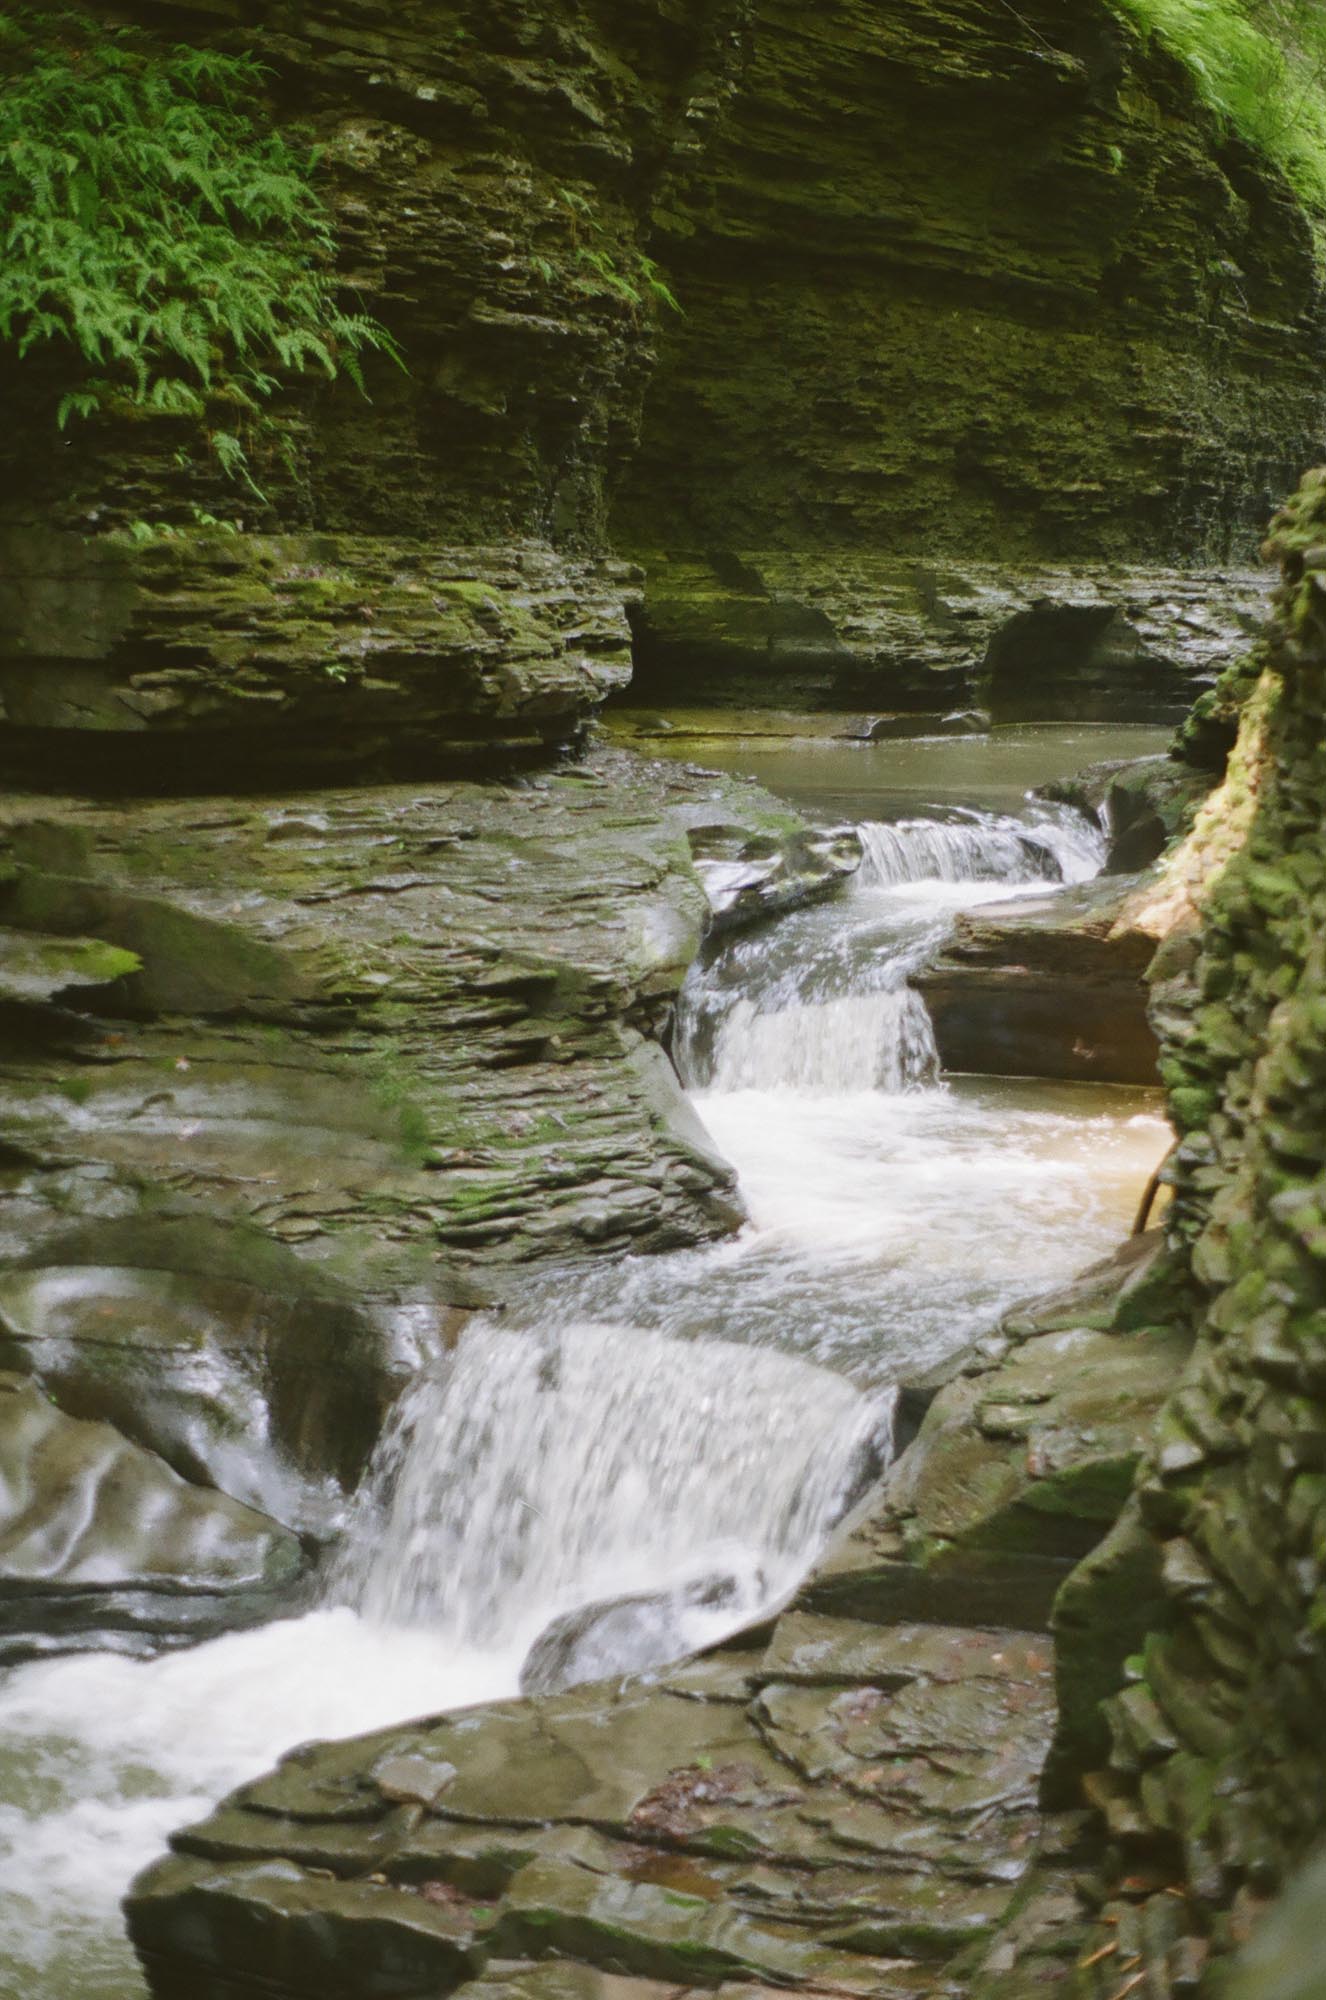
1 0 1324 766
0 745 856 1655
617 0 1325 706
124 1235 1189 1998
1009 470 1326 1993
917 875 1162 1085
0 530 637 783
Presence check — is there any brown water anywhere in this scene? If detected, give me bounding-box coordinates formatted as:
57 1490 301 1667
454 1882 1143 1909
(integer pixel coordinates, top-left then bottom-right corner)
605 716 1174 820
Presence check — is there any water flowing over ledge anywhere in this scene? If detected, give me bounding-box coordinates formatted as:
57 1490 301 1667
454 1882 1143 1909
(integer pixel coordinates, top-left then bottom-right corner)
339 1320 882 1660
0 740 1171 1999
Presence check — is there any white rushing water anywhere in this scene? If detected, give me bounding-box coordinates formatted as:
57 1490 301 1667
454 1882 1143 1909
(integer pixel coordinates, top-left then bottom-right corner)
709 987 940 1093
343 1321 879 1654
855 801 1105 889
0 764 1171 2000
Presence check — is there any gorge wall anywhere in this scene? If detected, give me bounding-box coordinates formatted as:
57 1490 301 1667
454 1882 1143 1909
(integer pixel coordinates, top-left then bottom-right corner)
6 3 1326 1990
3 0 1325 774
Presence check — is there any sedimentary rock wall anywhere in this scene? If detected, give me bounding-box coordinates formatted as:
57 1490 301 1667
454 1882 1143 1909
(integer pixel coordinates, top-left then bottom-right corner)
1013 470 1326 1992
3 0 1325 764
615 0 1326 710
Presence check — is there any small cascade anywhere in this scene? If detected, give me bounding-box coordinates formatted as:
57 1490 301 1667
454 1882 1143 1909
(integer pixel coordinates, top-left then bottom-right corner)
709 989 939 1094
856 802 1105 889
678 797 1105 1097
338 1320 884 1664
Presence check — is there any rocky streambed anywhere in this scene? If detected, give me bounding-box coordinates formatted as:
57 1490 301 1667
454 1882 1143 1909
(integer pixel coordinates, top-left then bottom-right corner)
0 718 1189 1996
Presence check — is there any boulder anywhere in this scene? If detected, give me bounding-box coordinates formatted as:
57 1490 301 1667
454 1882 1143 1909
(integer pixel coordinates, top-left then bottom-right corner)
0 1370 302 1662
915 874 1161 1084
519 1575 740 1696
1040 753 1214 872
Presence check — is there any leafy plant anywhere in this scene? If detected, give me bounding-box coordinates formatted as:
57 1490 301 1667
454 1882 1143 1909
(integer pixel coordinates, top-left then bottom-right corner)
0 7 403 482
550 184 682 315
1109 0 1326 220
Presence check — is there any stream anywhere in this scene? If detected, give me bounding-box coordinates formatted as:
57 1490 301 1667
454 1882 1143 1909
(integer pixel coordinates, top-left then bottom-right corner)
0 724 1173 1998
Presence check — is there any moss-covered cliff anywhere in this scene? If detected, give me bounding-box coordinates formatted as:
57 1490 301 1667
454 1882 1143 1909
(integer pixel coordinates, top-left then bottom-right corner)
1004 468 1326 1995
615 0 1326 710
3 0 1325 768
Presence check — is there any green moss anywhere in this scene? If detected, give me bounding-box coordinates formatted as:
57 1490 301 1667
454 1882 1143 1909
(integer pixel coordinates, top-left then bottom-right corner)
1108 0 1326 223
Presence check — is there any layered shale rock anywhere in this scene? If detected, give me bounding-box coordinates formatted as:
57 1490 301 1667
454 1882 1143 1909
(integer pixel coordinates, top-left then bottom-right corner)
616 0 1326 710
916 875 1164 1085
0 745 855 1653
0 529 637 784
2 0 1324 759
123 1229 1191 1998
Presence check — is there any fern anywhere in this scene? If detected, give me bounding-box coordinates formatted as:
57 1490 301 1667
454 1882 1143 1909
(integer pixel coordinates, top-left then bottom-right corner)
0 7 404 483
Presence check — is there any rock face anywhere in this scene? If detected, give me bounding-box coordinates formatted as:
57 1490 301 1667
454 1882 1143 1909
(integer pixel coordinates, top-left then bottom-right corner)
916 875 1163 1084
989 470 1326 1991
0 1371 302 1664
1 1 1324 759
123 1231 1189 1998
615 0 1326 709
623 560 1274 723
0 530 637 785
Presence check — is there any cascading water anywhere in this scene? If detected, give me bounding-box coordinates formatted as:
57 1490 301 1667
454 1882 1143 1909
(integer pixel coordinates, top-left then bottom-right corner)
707 988 939 1093
854 801 1105 889
0 735 1173 2000
339 1321 882 1662
678 798 1102 1098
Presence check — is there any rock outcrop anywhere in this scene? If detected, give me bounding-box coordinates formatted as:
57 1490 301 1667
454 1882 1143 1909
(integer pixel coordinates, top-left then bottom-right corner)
122 1234 1189 1997
0 746 855 1655
916 875 1163 1085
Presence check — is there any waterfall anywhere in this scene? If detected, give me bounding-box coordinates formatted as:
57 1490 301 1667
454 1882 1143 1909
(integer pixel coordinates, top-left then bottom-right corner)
708 989 938 1093
856 803 1105 889
337 1320 883 1665
677 799 1103 1097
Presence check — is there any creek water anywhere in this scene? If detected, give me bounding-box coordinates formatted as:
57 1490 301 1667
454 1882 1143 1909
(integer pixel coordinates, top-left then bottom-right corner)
0 723 1173 1998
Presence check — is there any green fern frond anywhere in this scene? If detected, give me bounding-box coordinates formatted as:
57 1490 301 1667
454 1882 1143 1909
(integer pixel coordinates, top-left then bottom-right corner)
0 4 407 481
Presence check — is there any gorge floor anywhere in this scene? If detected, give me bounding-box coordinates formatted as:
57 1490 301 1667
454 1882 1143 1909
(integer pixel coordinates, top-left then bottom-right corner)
0 725 1172 1999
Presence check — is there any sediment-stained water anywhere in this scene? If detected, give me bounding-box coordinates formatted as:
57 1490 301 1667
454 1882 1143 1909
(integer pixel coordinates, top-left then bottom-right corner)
0 725 1172 1998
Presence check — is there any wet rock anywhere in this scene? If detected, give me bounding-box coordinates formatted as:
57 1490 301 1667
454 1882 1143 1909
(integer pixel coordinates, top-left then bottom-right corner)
915 874 1162 1084
1041 754 1214 872
0 746 854 1284
624 560 1272 723
0 530 636 787
680 819 860 939
0 927 141 1005
126 1854 487 2000
0 1371 301 1663
520 1575 739 1695
0 1213 451 1540
128 1615 1055 1996
802 1297 1191 1632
